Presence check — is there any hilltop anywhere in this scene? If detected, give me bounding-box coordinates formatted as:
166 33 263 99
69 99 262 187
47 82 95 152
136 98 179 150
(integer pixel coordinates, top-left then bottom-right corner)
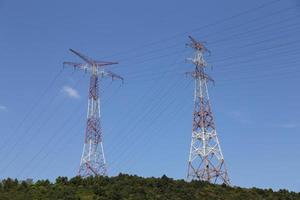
0 174 299 200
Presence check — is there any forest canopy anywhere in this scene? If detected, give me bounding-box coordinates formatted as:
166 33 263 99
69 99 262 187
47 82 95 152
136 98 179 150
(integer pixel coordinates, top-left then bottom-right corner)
0 174 299 200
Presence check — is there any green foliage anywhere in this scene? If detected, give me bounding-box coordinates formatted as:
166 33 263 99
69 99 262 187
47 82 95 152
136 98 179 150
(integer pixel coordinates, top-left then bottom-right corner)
0 174 299 200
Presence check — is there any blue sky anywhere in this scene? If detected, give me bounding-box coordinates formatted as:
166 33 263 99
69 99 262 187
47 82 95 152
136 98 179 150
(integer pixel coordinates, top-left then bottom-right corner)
1 0 300 192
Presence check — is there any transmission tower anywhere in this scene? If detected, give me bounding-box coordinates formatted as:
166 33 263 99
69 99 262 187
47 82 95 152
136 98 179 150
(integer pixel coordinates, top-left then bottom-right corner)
64 49 123 177
186 36 230 185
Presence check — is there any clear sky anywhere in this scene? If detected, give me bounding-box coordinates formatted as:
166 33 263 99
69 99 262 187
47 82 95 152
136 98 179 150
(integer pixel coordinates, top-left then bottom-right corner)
0 0 300 192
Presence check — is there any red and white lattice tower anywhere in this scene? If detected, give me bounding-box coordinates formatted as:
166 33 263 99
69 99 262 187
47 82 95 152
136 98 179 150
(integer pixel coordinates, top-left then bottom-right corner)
64 49 123 177
186 36 230 185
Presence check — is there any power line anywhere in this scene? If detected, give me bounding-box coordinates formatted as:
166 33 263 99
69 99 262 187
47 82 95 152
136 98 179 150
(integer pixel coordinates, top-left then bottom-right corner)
120 37 300 81
101 0 282 60
0 68 63 153
0 75 84 174
113 4 299 63
108 78 189 169
110 80 192 172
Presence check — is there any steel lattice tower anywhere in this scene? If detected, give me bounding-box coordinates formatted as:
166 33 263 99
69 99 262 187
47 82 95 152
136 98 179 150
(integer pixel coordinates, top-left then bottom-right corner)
186 36 230 185
64 49 123 177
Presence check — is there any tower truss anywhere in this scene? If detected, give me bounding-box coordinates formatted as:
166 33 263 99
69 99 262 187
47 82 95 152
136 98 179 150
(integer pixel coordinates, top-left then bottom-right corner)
186 36 230 185
64 49 123 177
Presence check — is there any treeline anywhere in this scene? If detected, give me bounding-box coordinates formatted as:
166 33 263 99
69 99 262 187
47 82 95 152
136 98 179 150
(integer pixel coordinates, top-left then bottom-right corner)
0 174 299 200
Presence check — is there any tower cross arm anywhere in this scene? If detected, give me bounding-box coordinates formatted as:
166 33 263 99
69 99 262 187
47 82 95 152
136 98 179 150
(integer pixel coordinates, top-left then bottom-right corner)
69 49 95 65
94 61 119 67
65 49 120 73
63 61 89 71
187 35 211 55
103 70 124 83
185 71 215 84
69 48 119 67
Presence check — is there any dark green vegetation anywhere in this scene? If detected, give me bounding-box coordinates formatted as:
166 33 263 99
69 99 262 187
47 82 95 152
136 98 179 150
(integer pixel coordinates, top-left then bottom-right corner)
0 174 299 200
